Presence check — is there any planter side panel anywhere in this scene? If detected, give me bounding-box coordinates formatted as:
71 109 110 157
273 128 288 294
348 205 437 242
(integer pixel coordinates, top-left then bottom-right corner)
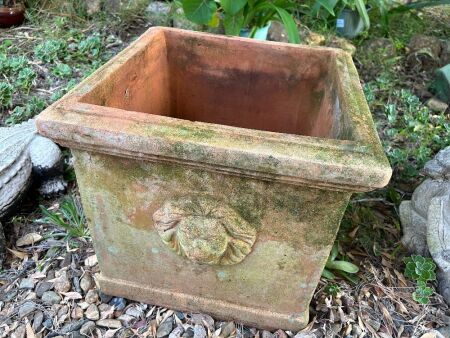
73 150 350 330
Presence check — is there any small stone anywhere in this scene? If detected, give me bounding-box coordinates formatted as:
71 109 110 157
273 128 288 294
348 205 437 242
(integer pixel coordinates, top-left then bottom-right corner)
85 289 98 304
33 310 44 331
35 281 53 297
438 326 450 338
78 301 90 310
80 321 96 336
98 303 114 319
169 325 185 338
19 278 35 289
262 331 274 338
267 21 288 43
191 313 214 331
118 314 135 325
11 324 26 338
274 330 288 338
43 318 53 329
80 274 94 293
57 304 69 317
193 325 207 338
25 292 37 300
54 272 71 293
427 98 448 112
99 291 112 303
41 291 61 305
72 306 84 319
366 319 381 332
96 319 122 329
109 297 126 311
293 332 316 338
157 319 174 338
60 320 87 334
219 322 236 338
125 306 142 318
183 328 194 338
16 233 43 247
84 255 98 267
85 304 100 320
18 301 36 318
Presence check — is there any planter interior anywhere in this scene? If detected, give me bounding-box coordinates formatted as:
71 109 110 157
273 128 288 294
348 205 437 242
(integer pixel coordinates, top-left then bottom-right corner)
81 29 350 140
37 28 391 331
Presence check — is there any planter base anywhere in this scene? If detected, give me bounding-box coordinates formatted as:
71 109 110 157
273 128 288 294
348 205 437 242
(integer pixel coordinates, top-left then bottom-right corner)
98 274 308 330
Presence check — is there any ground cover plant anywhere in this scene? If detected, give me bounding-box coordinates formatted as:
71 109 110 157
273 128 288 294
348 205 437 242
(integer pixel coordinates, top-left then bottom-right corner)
0 1 449 337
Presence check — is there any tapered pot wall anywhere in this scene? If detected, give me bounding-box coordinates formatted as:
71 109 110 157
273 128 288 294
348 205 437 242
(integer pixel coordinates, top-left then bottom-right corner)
36 27 391 331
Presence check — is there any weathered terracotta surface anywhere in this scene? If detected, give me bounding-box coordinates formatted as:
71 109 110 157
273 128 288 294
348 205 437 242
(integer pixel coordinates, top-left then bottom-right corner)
36 27 391 331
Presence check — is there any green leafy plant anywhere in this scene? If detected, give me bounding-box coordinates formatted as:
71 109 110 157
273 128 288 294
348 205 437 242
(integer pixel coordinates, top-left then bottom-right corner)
34 39 67 63
179 0 300 43
324 283 341 296
5 96 46 125
403 255 436 304
77 35 103 59
39 195 89 240
312 0 370 30
51 63 72 78
0 82 14 107
16 67 36 92
322 243 359 283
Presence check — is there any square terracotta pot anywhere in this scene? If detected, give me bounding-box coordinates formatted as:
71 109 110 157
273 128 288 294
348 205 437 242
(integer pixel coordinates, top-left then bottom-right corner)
36 27 391 331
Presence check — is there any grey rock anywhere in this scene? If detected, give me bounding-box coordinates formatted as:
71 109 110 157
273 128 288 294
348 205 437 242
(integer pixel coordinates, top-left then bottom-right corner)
169 325 185 338
183 328 194 338
85 289 99 304
427 97 448 113
219 322 236 338
191 313 214 331
36 281 54 297
41 291 61 305
125 306 142 318
157 319 174 338
54 273 71 293
268 21 288 43
80 274 93 293
118 313 135 325
43 318 53 329
18 301 36 318
80 321 96 336
12 324 26 338
109 296 126 310
293 333 316 338
193 325 207 338
33 310 44 331
19 278 34 289
60 319 87 334
85 304 100 320
438 326 450 338
25 292 37 300
262 331 275 338
96 319 122 329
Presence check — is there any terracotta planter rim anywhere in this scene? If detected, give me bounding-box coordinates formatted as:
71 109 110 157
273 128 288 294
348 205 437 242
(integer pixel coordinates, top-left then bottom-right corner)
37 27 392 192
0 3 25 13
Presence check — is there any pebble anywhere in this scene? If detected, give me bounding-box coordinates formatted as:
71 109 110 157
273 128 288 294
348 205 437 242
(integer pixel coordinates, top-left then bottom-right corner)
191 314 214 331
57 304 69 317
125 306 142 318
60 319 87 334
157 319 174 338
96 319 122 329
293 332 316 338
219 322 236 338
99 291 113 303
438 326 450 338
274 330 288 338
33 310 44 331
19 278 35 289
262 331 275 338
80 321 96 336
43 318 53 329
78 301 90 310
85 304 100 320
84 255 98 267
99 303 114 318
35 281 53 297
182 327 194 338
25 292 37 300
42 291 61 305
18 301 36 318
193 324 207 338
118 313 135 325
80 274 94 293
11 324 26 338
85 289 99 304
54 273 71 293
427 97 449 113
110 297 126 311
169 325 185 338
71 306 84 319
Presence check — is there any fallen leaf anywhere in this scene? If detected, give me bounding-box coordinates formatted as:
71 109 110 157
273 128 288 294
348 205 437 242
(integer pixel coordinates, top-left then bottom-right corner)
16 233 43 247
7 248 28 259
25 322 35 338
